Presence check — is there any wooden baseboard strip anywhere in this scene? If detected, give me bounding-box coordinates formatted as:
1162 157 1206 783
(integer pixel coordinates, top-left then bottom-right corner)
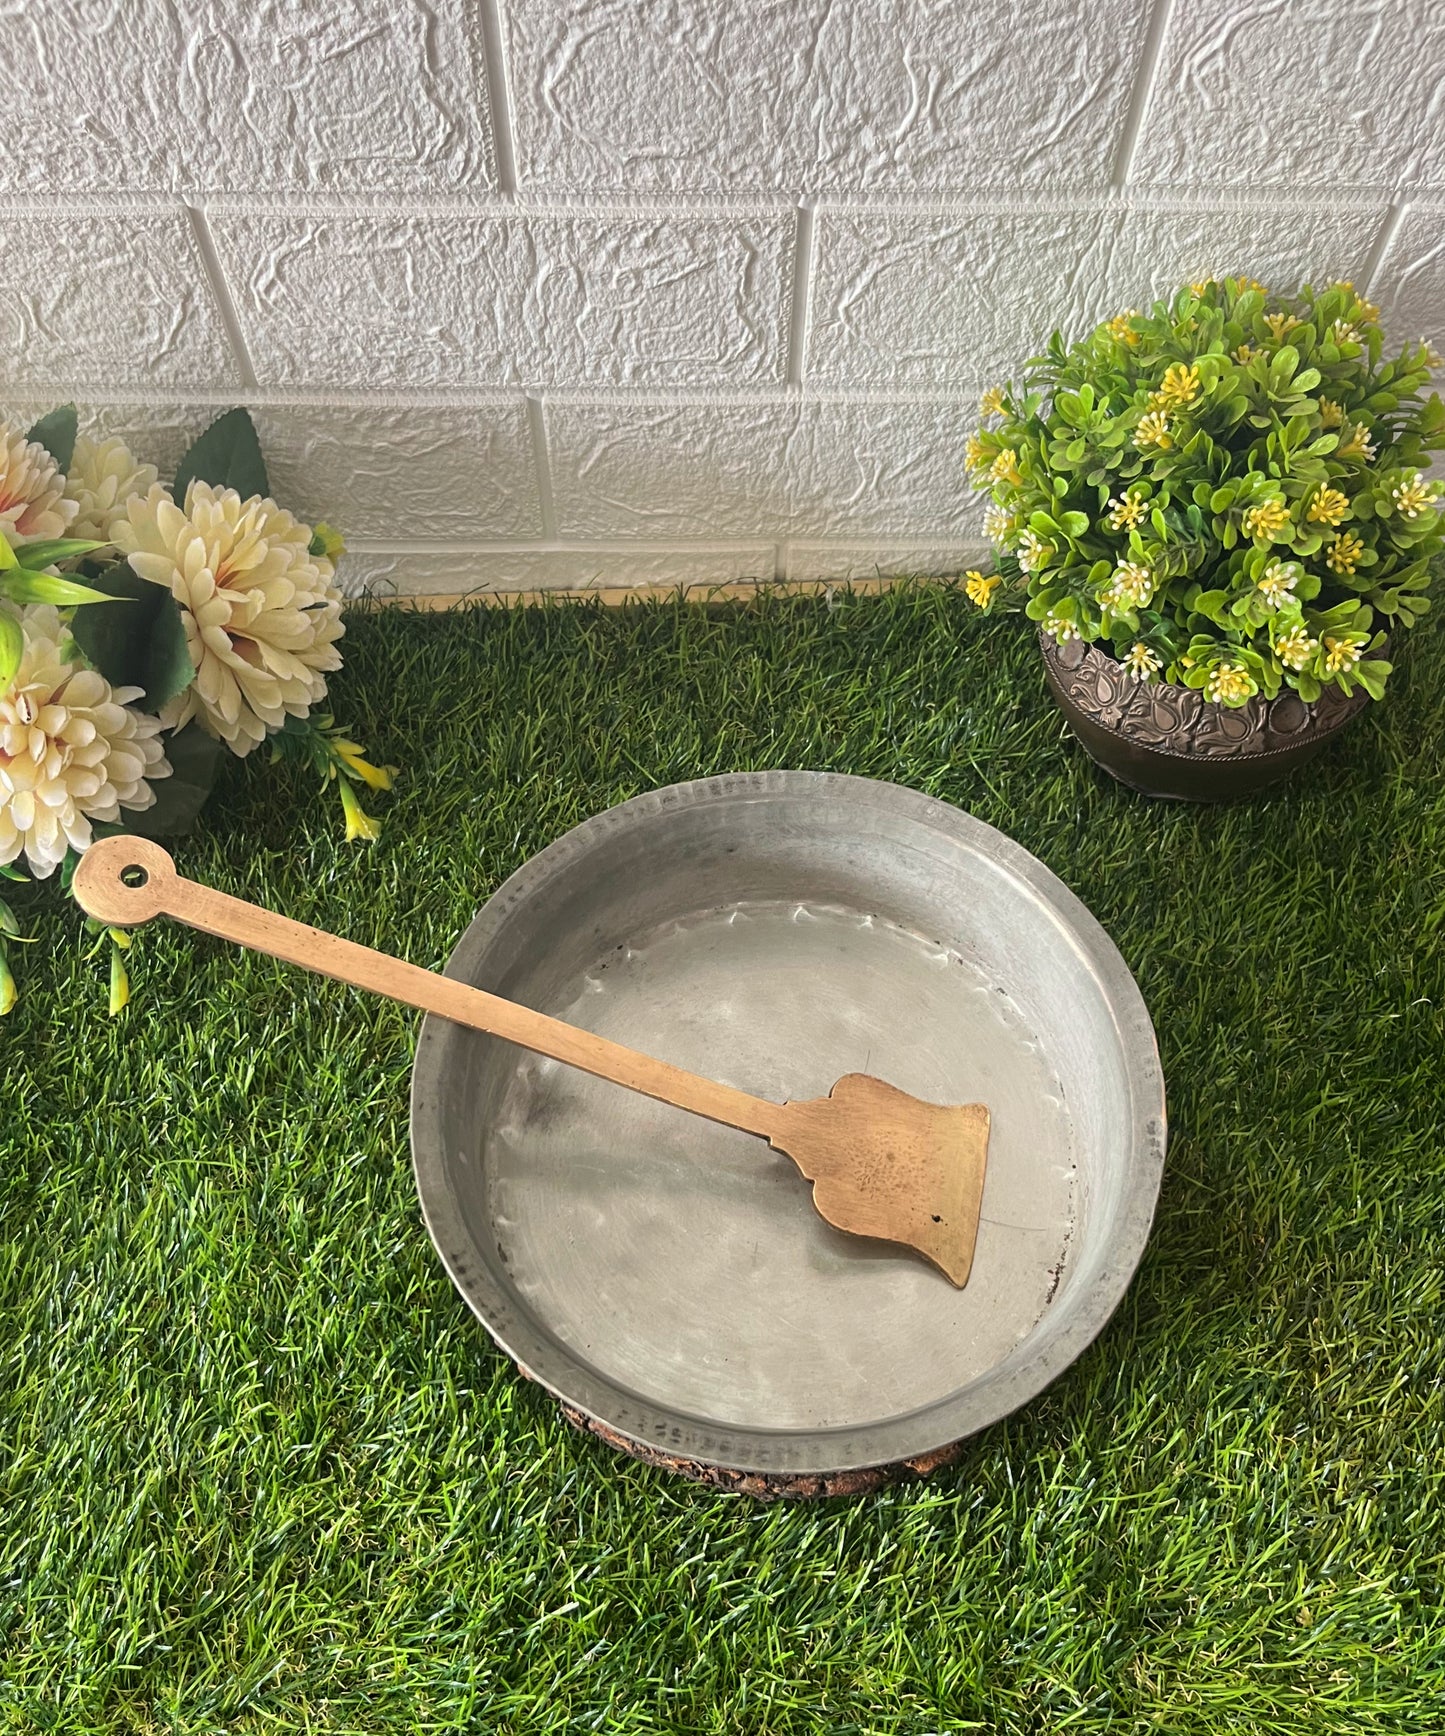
348 572 948 612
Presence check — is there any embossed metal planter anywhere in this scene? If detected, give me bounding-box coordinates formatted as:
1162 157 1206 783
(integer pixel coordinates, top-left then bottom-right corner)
1040 633 1374 801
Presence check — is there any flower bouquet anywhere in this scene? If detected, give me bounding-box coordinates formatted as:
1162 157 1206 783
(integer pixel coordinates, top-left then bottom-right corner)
0 406 392 1014
963 278 1444 707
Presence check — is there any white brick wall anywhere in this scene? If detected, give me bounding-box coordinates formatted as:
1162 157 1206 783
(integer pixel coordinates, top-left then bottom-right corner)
2 1 1442 598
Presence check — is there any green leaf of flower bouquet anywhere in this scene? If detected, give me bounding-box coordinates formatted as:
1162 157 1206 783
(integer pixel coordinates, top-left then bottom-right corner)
1293 368 1322 393
25 404 78 472
68 559 196 709
1356 659 1392 700
1269 344 1300 383
0 569 127 607
174 407 270 504
1191 590 1232 626
92 725 223 841
1058 511 1090 538
12 537 107 569
0 609 22 692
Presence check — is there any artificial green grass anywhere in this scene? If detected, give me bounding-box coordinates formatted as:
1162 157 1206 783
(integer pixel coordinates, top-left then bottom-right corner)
3 582 1444 1733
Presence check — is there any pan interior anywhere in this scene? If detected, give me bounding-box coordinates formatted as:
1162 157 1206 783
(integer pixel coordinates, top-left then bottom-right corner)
487 898 1074 1429
416 777 1154 1461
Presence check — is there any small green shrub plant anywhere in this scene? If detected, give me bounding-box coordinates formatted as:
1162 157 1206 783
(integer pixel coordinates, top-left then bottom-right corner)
963 277 1445 706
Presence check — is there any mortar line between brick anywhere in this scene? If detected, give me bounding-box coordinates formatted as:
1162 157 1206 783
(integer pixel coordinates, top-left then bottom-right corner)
526 398 559 536
787 203 817 390
185 204 257 389
1359 200 1408 297
345 531 979 552
3 385 987 409
476 0 519 195
1111 0 1175 188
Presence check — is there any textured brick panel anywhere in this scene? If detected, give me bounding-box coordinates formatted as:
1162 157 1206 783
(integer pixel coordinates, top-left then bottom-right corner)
546 400 795 536
809 203 1388 387
507 0 1151 191
0 211 237 388
784 542 987 583
252 403 543 538
212 211 794 388
2 1 494 193
547 398 983 539
1106 204 1390 320
339 545 778 597
1373 206 1445 356
809 209 1120 387
1132 1 1445 189
5 400 542 539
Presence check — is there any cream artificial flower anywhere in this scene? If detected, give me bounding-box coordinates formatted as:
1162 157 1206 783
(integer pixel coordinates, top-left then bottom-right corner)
1391 472 1439 519
1306 487 1350 527
963 570 1001 608
991 448 1023 486
1263 312 1301 343
1318 399 1344 429
63 434 159 545
1256 560 1299 607
983 505 1015 543
1106 560 1154 609
1134 410 1172 450
1323 635 1363 674
1274 625 1318 671
978 386 1006 418
1337 424 1377 462
1243 498 1291 541
0 605 169 877
1154 363 1201 410
1106 492 1148 531
1206 661 1254 705
0 421 78 545
1042 609 1079 644
1125 642 1162 680
1016 528 1054 574
1326 531 1365 575
115 482 344 757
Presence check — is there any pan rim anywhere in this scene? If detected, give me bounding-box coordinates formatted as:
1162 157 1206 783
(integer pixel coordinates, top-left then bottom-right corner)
409 771 1167 1477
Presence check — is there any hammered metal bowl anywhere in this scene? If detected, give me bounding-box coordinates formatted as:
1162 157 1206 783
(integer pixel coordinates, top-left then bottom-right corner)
410 773 1166 1489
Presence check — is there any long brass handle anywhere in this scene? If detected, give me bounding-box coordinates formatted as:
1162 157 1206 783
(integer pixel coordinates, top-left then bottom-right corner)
72 836 785 1142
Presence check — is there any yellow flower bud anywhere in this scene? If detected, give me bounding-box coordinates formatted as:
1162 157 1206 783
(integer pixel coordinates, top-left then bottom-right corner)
339 777 382 843
108 941 130 1016
309 520 347 560
334 739 396 791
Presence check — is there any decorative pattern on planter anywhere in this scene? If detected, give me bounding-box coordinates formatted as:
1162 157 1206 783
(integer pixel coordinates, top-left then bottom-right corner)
1040 633 1372 760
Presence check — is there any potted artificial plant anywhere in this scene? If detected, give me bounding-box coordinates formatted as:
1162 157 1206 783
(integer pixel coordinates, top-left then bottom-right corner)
964 277 1444 799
